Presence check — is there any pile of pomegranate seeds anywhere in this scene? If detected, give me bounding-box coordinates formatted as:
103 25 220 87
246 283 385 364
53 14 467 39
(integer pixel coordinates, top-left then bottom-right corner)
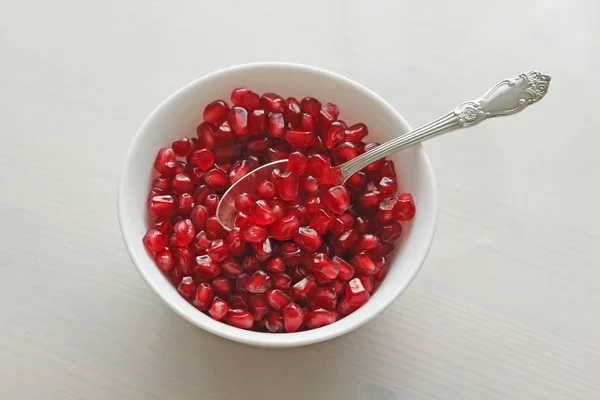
144 88 416 333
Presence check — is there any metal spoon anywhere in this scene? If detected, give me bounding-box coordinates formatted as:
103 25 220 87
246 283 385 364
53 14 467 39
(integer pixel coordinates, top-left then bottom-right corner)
217 70 551 230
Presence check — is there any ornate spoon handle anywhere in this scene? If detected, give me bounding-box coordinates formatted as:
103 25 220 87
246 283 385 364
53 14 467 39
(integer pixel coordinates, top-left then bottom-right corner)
339 71 551 180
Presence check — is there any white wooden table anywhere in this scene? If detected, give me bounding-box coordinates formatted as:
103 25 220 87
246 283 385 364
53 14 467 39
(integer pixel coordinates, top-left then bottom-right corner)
2 1 599 399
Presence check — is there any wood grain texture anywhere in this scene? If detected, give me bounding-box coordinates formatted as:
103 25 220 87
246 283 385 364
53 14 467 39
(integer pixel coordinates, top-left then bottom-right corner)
1 0 599 399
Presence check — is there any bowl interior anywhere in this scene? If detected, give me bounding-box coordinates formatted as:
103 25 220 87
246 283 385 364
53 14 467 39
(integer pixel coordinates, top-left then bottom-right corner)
119 63 437 347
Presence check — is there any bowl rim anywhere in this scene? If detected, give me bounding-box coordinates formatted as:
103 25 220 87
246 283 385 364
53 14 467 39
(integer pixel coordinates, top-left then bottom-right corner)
118 62 437 347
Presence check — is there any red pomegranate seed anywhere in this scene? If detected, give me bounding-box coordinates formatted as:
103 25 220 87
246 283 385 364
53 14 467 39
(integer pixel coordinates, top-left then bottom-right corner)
247 109 267 135
332 256 355 281
242 224 268 244
317 106 337 134
324 121 345 149
250 294 269 321
338 298 358 316
234 193 255 214
173 247 193 272
345 172 366 191
379 220 403 243
229 294 249 309
264 257 284 274
228 106 249 136
300 97 321 118
169 267 185 285
290 276 316 300
193 184 212 205
205 216 226 239
203 194 219 215
255 180 275 200
377 196 398 222
308 208 334 235
191 149 215 171
172 138 192 157
221 257 243 278
174 161 187 175
214 121 236 146
310 253 339 280
353 234 381 254
260 93 284 114
208 298 230 320
214 144 242 164
299 175 320 196
225 309 254 329
331 228 358 252
174 219 195 247
286 130 315 148
253 238 274 262
192 282 214 311
282 303 304 333
353 216 369 234
194 254 221 279
323 186 350 215
189 205 209 231
345 277 370 307
171 173 193 195
305 308 337 329
358 275 375 294
241 255 261 272
155 249 174 272
376 160 397 180
213 277 233 297
362 142 386 171
206 239 229 262
394 193 416 221
234 212 254 229
272 273 292 290
203 100 230 125
246 271 271 294
332 142 358 165
269 198 285 219
358 191 381 210
153 148 177 177
177 276 196 300
191 231 210 253
223 229 244 255
344 123 369 143
303 196 323 216
266 310 284 332
287 151 308 174
251 200 276 226
152 176 171 193
196 122 216 150
306 154 333 184
143 228 168 252
284 97 302 127
311 287 338 310
378 177 398 198
351 252 377 275
231 88 261 110
294 227 322 252
266 288 292 310
177 193 195 215
276 171 299 201
153 216 173 235
203 168 229 192
265 113 285 140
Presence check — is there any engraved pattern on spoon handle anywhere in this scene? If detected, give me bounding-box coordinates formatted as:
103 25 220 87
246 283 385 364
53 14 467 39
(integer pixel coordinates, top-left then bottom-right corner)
339 71 551 180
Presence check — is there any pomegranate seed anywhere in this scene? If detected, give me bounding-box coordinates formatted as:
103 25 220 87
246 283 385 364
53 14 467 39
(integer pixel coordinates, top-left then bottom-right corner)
143 228 168 252
153 148 177 177
231 88 260 110
191 149 215 171
289 265 308 282
358 191 381 210
362 142 386 171
285 152 307 175
219 258 243 278
196 122 216 150
208 298 230 320
308 208 334 235
286 130 315 148
173 247 194 272
290 276 316 300
246 271 271 293
323 186 350 214
242 255 261 272
171 173 193 195
377 196 398 222
332 142 358 165
191 231 210 253
193 255 221 279
345 277 370 307
331 228 358 252
303 196 323 216
206 239 229 262
234 212 254 229
213 277 233 298
394 193 416 221
266 310 284 332
299 113 316 132
246 109 267 135
214 144 242 164
311 287 338 310
332 256 355 281
317 107 336 134
203 100 230 125
174 219 195 246
251 200 276 226
172 138 192 157
269 199 285 220
260 93 284 114
225 309 254 329
305 308 337 329
192 282 214 311
189 205 209 231
203 168 228 192
344 123 369 143
294 227 322 252
242 224 268 244
234 193 255 214
265 289 291 310
324 121 345 149
257 180 276 200
272 273 292 290
284 97 302 127
338 298 358 316
155 249 174 272
379 220 403 243
306 154 333 184
345 172 366 192
300 97 321 118
205 216 226 239
177 193 195 215
282 303 304 333
354 216 369 234
228 106 249 136
228 294 249 310
151 176 171 193
351 252 377 275
202 193 219 215
377 160 397 180
353 234 381 254
310 253 339 280
214 121 236 146
250 294 269 321
265 113 286 140
253 238 274 262
177 276 196 300
263 258 284 274
224 229 246 255
148 195 177 217
358 274 375 294
153 216 173 235
276 171 299 201
378 177 398 198
193 184 212 205
299 175 320 195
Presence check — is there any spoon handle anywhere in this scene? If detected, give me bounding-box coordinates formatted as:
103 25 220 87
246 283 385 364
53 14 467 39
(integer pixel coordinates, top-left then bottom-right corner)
339 71 551 181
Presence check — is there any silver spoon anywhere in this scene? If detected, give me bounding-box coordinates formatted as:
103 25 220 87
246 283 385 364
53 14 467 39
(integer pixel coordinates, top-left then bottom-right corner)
217 70 551 230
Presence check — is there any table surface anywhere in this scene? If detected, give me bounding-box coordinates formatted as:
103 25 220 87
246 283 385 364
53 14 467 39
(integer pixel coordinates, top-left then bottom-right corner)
2 1 599 399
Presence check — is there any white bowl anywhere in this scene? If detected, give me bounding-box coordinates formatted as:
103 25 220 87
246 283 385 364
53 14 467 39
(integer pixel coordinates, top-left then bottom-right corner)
118 62 437 348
